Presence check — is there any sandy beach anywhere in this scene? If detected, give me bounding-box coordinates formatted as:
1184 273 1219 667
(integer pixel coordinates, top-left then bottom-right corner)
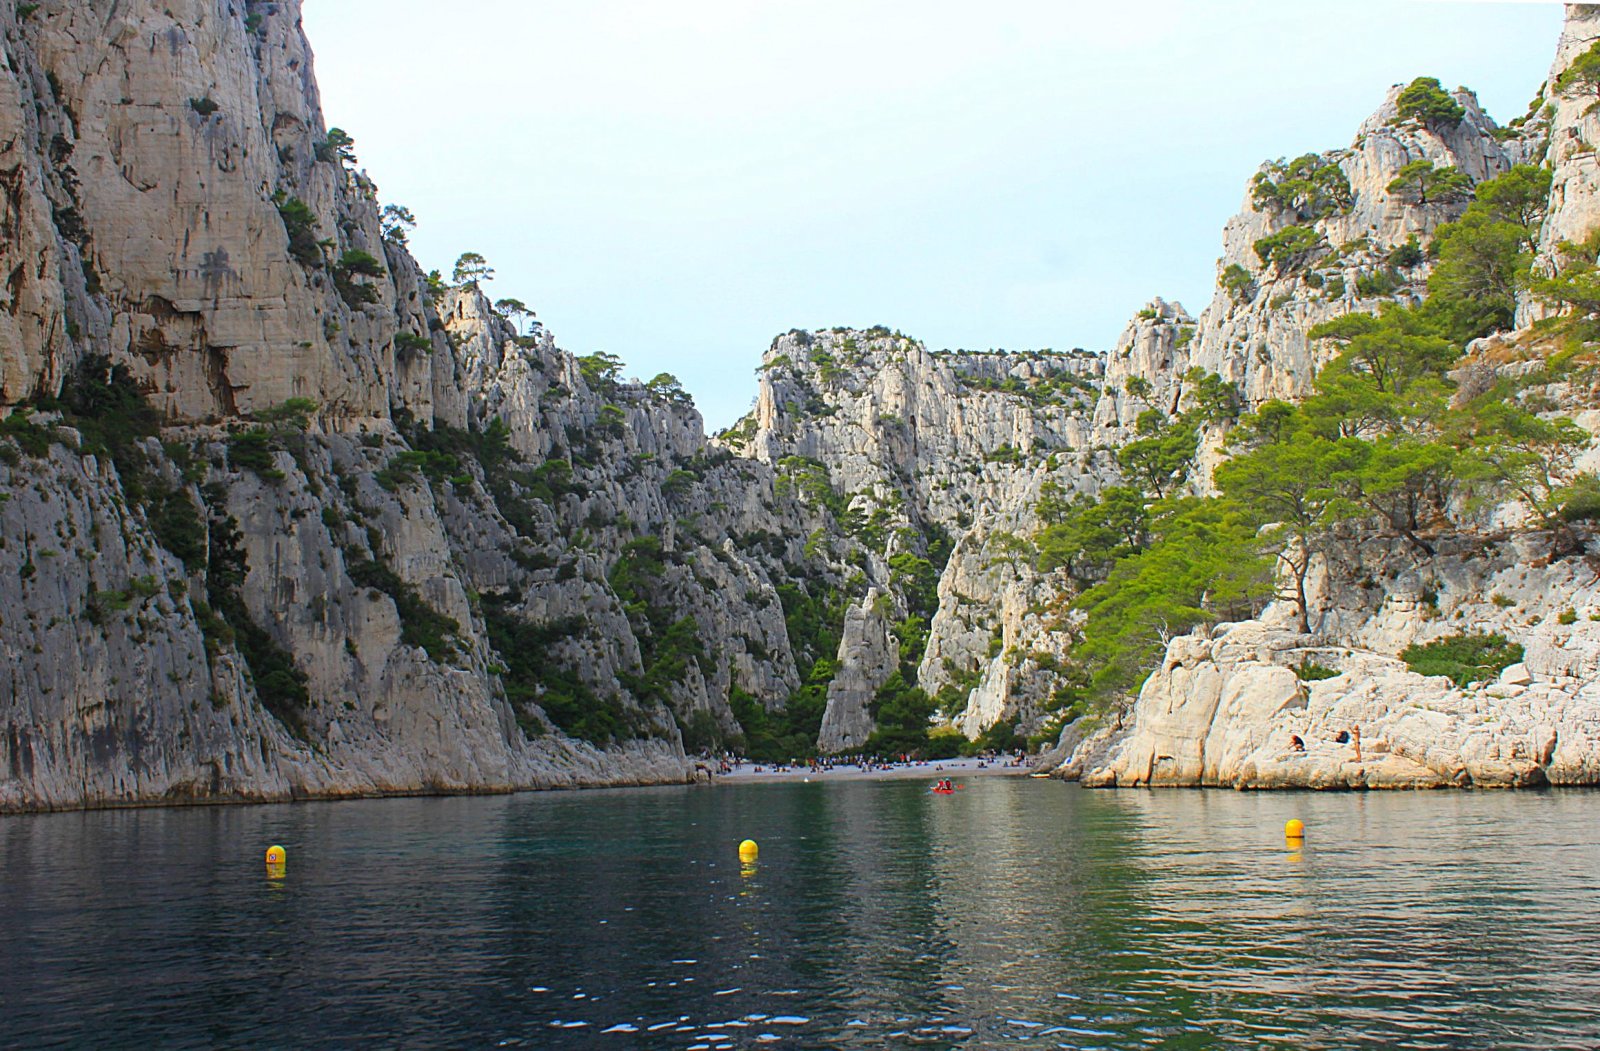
712 756 1034 785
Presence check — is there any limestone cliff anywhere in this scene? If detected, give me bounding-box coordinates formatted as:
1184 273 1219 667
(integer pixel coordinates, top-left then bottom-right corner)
0 0 853 810
728 68 1548 749
1051 4 1600 790
724 328 1113 748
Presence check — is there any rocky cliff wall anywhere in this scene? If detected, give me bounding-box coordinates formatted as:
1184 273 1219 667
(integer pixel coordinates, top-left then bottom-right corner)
1075 532 1600 789
730 65 1549 749
1049 3 1600 790
0 0 864 810
725 328 1119 748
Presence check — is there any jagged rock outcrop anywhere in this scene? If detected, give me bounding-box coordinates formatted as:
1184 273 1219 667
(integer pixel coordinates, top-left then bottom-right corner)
1050 3 1600 791
0 0 449 420
1527 2 1600 318
1080 539 1600 789
1166 86 1529 410
816 590 897 753
726 328 1117 743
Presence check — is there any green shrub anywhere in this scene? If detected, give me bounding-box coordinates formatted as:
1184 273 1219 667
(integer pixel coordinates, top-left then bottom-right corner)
395 332 432 356
482 599 632 745
188 97 219 118
971 720 1023 755
274 196 322 268
1559 609 1579 625
253 397 317 429
148 486 207 571
1250 153 1352 221
730 678 824 762
1221 263 1254 301
862 671 935 756
1297 661 1340 682
1560 476 1600 522
923 727 966 760
347 556 460 662
577 351 624 393
205 515 310 738
0 410 55 458
1557 42 1600 98
375 448 464 490
313 128 357 165
1387 160 1474 207
662 469 695 496
1401 633 1523 686
1254 225 1326 272
227 429 284 482
1388 237 1425 269
1355 268 1403 298
333 250 385 309
1394 77 1465 127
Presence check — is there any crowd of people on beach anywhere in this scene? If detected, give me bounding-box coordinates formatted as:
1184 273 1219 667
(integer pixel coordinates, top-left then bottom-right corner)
706 750 1028 776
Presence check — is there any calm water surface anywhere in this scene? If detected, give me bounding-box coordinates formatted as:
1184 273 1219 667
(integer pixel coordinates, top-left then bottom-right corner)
2 779 1599 1048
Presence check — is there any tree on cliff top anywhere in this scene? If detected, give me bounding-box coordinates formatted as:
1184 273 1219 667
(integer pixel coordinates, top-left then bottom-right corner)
494 297 534 333
315 127 357 166
452 252 494 288
1394 77 1465 128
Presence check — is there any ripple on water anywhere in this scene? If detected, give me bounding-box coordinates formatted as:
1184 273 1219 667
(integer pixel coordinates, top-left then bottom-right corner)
4 782 1600 1047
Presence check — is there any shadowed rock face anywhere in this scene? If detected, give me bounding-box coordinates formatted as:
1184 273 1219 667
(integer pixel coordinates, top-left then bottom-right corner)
0 0 856 810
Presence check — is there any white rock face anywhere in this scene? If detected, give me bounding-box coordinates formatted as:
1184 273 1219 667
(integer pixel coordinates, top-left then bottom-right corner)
0 431 705 810
728 328 1120 743
1525 2 1600 325
0 0 855 810
1178 85 1524 408
0 1 454 420
4 0 1597 807
817 590 898 753
1074 530 1600 789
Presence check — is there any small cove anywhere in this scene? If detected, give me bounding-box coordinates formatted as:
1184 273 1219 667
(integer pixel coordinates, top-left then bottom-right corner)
2 780 1597 1048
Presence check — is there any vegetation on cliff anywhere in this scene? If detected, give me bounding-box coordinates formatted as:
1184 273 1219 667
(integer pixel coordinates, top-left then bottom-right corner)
1036 163 1596 728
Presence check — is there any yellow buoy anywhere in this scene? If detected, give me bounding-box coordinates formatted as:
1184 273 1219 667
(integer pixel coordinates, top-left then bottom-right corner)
265 845 287 874
1285 819 1305 840
738 839 759 863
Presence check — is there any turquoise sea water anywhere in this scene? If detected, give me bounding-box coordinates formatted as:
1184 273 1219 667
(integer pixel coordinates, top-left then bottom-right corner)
2 779 1599 1048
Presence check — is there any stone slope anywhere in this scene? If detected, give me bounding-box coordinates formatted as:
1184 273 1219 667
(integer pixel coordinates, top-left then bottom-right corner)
725 328 1115 749
0 0 862 810
1056 4 1600 790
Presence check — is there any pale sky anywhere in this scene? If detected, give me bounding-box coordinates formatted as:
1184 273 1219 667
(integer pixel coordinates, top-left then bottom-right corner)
301 1 1565 428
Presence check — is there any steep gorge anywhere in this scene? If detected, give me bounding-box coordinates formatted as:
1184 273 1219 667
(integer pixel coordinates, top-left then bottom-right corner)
5 0 1600 810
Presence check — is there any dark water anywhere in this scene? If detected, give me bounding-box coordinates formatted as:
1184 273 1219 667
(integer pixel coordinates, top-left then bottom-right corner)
3 780 1599 1049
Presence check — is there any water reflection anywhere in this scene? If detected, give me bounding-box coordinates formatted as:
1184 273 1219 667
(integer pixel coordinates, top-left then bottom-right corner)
2 783 1599 1047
